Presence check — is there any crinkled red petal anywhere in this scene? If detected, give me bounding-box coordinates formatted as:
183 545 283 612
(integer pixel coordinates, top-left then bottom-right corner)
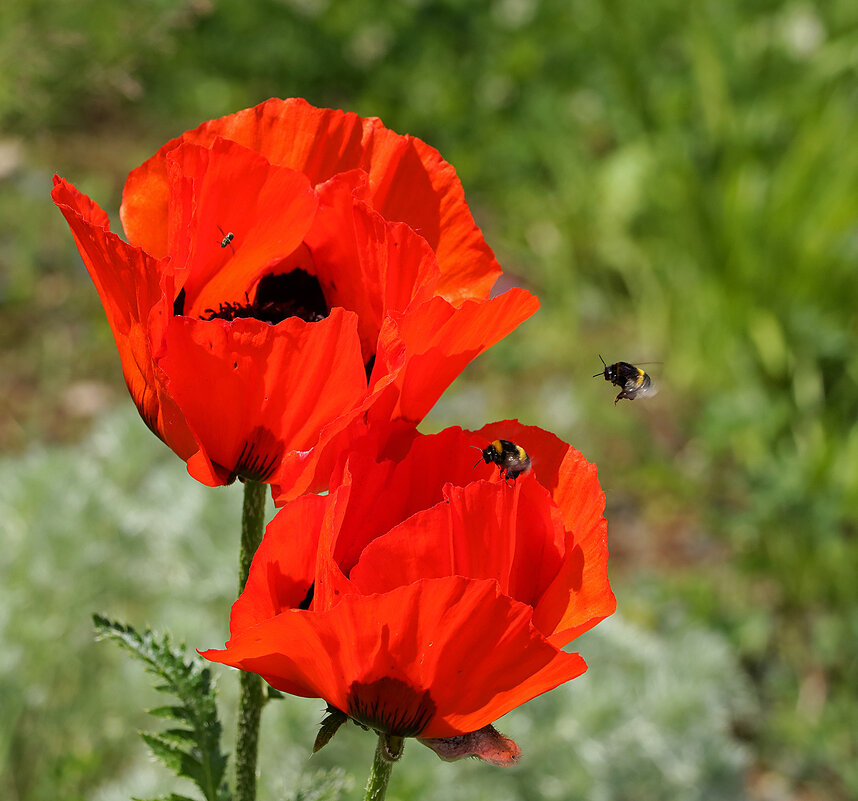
348 478 557 606
304 172 440 362
312 420 613 640
228 492 329 636
373 289 540 422
276 423 554 560
476 420 616 642
323 428 476 574
202 576 586 738
164 138 318 317
121 98 500 301
534 460 615 645
51 176 196 459
157 308 366 487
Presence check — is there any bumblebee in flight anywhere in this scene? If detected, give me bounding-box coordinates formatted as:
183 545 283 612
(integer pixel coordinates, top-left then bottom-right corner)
595 355 656 404
477 439 532 482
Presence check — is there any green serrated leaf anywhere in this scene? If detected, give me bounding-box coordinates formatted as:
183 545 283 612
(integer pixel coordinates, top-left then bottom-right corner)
94 615 231 801
141 732 201 775
160 726 200 746
148 704 192 720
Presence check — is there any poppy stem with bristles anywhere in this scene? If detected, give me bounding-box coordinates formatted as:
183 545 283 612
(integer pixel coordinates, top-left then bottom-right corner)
364 734 404 801
235 479 268 801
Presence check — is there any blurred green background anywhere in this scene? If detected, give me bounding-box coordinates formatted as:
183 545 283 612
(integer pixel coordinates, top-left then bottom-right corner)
1 0 857 799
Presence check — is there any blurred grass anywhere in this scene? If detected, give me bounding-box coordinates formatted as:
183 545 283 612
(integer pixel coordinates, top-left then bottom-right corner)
1 0 857 798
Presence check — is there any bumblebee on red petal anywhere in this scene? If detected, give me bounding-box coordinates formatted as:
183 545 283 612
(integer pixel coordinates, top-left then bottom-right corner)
478 439 532 482
202 422 615 746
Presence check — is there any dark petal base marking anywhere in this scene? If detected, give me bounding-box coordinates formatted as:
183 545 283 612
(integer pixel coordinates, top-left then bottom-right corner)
347 677 436 738
227 425 285 484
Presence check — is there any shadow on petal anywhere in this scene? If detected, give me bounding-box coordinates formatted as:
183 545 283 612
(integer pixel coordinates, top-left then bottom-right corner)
347 677 437 738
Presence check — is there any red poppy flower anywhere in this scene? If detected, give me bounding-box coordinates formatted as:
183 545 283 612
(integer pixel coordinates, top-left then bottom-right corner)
202 421 615 750
52 99 538 488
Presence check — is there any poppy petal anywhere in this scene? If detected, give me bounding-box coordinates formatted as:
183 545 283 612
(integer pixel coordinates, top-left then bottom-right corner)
474 421 616 641
534 529 612 646
374 289 540 422
157 308 366 487
306 425 490 573
323 436 459 575
348 478 563 609
533 461 615 644
326 420 613 640
408 136 502 301
122 98 501 300
228 492 330 636
304 172 440 362
163 138 318 317
202 576 586 739
51 177 196 459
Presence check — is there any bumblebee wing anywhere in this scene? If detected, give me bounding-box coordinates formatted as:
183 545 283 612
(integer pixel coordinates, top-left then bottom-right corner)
634 373 658 398
619 370 657 400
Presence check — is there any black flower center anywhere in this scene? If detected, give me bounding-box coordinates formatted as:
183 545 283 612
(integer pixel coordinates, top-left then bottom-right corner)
200 269 329 325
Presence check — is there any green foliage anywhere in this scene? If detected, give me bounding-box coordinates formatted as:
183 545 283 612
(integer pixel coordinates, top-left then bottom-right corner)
93 615 230 801
0 0 201 134
0 410 241 801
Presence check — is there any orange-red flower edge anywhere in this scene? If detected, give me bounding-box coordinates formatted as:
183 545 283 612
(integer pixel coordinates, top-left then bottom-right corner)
52 99 538 489
202 421 616 742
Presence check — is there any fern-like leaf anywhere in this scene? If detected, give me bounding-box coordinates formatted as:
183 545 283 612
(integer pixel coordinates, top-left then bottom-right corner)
94 614 231 801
